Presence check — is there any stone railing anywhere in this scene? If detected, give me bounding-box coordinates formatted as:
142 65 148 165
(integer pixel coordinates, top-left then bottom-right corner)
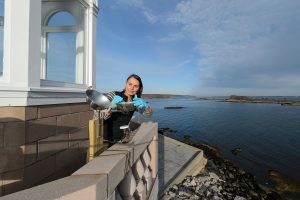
0 120 159 200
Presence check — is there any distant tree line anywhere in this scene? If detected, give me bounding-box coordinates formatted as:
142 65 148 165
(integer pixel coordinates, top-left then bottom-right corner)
228 95 254 101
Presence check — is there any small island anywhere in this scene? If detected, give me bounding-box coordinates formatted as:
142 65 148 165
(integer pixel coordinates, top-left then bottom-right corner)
164 106 185 109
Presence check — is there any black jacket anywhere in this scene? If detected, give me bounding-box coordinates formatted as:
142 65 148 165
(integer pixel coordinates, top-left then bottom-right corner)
104 91 134 141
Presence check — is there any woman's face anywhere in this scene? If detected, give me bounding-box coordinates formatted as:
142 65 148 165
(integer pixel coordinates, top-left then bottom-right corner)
125 77 140 96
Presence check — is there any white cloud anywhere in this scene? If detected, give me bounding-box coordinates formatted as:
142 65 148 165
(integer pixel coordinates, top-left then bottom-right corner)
116 0 144 8
167 0 300 94
142 10 157 23
159 32 185 43
115 0 158 23
99 0 300 95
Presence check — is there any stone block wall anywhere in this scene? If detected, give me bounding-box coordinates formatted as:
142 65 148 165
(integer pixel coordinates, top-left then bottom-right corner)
0 103 93 196
0 121 159 200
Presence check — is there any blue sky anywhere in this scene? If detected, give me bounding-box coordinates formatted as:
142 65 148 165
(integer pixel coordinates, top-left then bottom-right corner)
96 0 300 96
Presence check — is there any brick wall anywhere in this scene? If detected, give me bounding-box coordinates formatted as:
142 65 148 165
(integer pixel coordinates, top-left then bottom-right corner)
0 103 93 196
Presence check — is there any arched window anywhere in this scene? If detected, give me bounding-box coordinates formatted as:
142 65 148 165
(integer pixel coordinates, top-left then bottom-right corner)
41 10 85 84
0 0 4 77
47 11 76 26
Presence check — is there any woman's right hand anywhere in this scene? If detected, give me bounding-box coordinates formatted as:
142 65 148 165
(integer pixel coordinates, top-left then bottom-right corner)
132 95 148 109
111 95 124 104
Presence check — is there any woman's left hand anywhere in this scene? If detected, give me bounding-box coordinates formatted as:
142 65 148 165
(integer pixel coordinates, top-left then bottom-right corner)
132 95 148 109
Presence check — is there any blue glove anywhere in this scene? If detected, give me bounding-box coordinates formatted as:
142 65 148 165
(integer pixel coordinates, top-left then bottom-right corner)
133 95 148 109
111 95 125 104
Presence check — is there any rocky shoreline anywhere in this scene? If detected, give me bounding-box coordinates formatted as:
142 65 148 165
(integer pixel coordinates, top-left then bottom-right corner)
158 128 299 200
165 141 286 200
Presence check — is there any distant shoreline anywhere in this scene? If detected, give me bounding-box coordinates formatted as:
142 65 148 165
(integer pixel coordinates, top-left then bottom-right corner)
195 95 300 106
142 94 300 106
142 94 194 99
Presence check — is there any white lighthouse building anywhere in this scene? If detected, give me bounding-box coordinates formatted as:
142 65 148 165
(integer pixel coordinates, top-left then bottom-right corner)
0 0 99 196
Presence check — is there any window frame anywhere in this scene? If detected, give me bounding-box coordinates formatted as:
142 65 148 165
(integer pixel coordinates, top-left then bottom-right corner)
41 8 86 87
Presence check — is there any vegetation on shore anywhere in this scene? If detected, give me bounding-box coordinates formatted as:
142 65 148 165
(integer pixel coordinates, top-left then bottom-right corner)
141 94 194 99
195 95 300 106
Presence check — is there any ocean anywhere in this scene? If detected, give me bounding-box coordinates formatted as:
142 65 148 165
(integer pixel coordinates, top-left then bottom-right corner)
146 98 300 189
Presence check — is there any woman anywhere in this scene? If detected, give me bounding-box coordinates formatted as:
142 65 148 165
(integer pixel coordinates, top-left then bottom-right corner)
104 74 152 141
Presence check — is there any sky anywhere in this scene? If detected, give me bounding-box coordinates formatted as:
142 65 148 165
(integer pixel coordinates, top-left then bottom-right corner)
96 0 300 96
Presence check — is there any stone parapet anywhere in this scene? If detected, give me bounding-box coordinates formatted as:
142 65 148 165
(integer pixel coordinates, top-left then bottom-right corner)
0 103 92 196
0 175 107 200
0 120 159 200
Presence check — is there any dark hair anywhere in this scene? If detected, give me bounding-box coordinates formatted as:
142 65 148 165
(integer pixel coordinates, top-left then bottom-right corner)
126 74 143 97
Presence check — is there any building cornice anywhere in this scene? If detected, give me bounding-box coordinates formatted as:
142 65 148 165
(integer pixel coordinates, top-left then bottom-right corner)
0 87 87 106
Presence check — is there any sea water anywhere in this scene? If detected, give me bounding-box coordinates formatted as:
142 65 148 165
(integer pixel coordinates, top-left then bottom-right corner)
147 98 300 186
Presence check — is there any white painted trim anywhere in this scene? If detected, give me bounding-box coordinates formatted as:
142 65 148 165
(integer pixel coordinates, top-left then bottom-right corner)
0 96 87 106
40 79 87 89
0 0 99 106
0 87 87 106
86 2 97 87
42 26 78 32
41 2 86 85
0 0 42 88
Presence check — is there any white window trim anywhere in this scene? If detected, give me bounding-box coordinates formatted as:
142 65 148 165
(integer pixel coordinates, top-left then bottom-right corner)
41 25 79 81
40 79 87 89
41 8 86 87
